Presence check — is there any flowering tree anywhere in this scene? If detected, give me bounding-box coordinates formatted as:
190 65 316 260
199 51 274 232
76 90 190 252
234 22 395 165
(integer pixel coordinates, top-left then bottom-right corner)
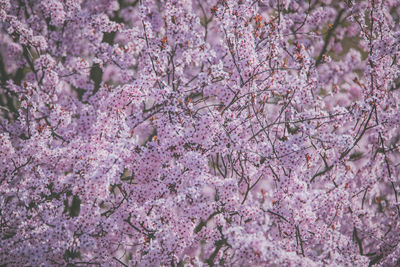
0 0 399 266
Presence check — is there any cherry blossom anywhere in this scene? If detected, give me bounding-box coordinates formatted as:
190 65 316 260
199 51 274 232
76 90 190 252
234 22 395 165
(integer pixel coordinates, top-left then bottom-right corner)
1 0 400 266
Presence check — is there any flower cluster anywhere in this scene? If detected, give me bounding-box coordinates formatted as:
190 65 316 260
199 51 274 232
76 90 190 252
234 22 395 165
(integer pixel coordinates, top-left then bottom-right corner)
1 0 400 266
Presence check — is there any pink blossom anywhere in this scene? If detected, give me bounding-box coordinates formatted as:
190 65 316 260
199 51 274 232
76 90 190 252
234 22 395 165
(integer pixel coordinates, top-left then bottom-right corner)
1 0 400 266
